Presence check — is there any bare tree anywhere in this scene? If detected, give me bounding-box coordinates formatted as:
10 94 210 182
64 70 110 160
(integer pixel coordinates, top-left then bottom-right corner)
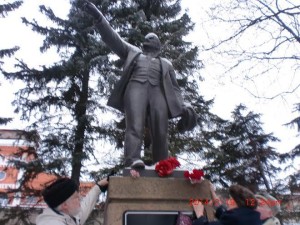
201 0 300 99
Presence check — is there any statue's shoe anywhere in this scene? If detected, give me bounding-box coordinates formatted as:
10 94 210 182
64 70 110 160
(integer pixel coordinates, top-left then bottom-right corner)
131 159 145 169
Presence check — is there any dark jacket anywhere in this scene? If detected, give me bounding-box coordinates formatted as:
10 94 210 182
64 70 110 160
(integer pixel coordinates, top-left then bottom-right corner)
94 13 184 118
193 207 262 225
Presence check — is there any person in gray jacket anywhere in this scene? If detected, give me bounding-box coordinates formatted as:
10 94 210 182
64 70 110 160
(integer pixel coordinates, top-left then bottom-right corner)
84 1 196 169
36 177 108 225
255 193 281 225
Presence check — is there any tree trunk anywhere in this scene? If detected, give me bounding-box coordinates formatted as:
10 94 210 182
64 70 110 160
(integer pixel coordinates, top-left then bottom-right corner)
71 69 89 183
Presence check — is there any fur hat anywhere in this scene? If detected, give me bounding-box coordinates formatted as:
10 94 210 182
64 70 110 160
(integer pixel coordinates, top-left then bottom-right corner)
255 192 281 215
229 184 258 209
42 178 78 208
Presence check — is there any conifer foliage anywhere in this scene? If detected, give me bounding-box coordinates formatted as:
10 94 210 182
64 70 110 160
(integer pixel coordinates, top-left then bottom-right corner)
0 0 22 63
0 0 23 125
2 0 207 182
204 104 280 192
283 103 300 195
285 103 300 161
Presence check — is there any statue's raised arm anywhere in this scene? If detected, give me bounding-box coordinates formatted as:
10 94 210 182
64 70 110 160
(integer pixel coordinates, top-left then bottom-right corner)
84 1 139 60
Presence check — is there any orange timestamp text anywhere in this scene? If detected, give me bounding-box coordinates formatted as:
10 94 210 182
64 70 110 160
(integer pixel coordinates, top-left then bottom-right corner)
189 198 281 207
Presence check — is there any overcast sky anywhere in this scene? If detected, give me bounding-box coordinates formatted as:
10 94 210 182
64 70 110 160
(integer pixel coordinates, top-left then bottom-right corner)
181 0 300 158
0 0 299 171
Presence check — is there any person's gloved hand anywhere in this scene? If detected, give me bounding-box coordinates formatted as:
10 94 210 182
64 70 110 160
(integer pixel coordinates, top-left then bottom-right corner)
97 177 109 192
107 169 117 181
83 1 103 22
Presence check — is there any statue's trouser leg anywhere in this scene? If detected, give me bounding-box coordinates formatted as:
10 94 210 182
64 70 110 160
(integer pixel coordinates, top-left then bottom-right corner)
123 81 148 167
148 83 168 163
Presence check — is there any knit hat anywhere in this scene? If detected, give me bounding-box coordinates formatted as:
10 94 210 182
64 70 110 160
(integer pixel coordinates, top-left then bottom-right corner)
255 193 281 215
42 178 78 208
229 184 258 209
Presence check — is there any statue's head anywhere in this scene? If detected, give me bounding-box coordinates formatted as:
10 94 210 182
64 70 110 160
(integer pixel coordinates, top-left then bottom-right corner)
143 33 161 52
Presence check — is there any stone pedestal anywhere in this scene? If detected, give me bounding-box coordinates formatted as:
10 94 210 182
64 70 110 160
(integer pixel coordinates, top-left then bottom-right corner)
103 175 215 225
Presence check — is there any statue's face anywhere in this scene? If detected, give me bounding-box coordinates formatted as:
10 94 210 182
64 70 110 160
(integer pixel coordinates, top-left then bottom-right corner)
143 33 161 51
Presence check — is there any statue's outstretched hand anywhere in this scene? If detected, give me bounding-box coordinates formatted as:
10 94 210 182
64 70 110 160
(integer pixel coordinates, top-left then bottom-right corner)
83 0 103 21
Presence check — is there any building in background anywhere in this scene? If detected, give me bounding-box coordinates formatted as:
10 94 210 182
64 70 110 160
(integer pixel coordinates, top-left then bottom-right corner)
0 129 95 209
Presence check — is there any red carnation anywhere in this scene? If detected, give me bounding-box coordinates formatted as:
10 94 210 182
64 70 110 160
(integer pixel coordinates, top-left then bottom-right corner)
155 160 174 177
190 169 204 180
184 171 190 178
168 157 181 168
184 169 204 181
155 157 181 177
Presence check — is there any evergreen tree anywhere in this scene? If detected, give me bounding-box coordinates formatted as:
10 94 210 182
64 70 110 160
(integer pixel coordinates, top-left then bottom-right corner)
284 103 300 162
205 104 281 192
0 0 23 65
282 103 300 199
0 1 23 125
2 0 216 182
0 1 22 16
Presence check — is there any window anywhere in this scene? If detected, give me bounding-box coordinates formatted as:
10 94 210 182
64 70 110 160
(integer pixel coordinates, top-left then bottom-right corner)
0 171 6 181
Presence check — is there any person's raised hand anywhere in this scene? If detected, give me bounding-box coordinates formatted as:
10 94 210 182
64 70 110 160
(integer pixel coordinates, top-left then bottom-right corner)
130 169 140 178
192 200 205 219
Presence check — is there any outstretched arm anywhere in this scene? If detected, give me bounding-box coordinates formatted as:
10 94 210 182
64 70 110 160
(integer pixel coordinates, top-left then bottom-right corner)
84 1 135 60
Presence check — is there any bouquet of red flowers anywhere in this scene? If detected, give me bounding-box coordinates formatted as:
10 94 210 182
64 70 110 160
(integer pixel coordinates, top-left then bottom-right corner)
184 169 204 183
155 157 180 177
